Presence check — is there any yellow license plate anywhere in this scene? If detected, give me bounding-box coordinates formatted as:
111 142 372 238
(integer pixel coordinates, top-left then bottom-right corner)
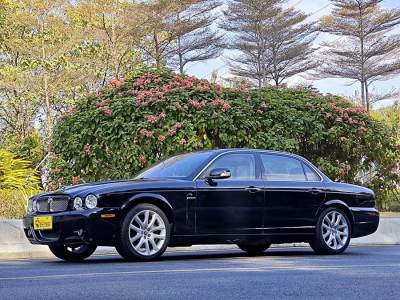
33 216 53 230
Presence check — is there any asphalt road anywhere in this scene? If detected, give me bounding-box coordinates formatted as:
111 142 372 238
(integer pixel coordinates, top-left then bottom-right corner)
0 245 399 300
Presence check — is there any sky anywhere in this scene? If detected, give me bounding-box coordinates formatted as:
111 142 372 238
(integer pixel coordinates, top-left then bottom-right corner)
186 0 400 109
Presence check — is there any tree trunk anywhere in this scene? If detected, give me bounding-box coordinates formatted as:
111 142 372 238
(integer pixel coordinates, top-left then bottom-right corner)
365 81 370 112
360 80 365 108
153 31 162 69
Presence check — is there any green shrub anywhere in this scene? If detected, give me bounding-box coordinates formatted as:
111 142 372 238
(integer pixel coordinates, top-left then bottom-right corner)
0 149 41 219
0 149 40 190
50 68 400 208
0 189 40 219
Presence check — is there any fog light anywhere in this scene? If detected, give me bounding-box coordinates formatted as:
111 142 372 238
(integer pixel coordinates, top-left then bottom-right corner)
73 197 83 210
85 194 97 209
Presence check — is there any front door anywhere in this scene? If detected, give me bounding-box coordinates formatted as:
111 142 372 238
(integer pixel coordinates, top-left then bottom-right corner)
195 152 264 234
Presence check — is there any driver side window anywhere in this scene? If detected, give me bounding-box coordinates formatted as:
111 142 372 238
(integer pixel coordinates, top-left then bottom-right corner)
204 153 256 180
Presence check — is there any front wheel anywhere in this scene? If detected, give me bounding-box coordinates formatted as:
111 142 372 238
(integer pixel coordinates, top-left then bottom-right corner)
310 207 351 255
237 242 271 256
48 244 97 261
116 204 170 261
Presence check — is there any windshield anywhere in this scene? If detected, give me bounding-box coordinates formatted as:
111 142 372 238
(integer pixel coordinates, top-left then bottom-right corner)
135 152 213 179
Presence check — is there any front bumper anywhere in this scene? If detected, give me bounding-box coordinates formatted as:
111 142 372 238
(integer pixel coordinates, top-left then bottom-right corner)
350 207 380 238
23 208 120 246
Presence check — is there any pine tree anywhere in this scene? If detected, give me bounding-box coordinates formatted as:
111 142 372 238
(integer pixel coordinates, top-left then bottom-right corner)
168 0 222 74
222 0 317 88
317 0 400 111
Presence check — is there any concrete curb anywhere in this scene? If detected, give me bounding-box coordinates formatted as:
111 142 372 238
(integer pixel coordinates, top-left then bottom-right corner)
1 218 399 260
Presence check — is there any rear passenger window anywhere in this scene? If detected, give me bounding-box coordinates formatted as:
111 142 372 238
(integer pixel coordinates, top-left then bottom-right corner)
303 164 321 181
261 154 306 181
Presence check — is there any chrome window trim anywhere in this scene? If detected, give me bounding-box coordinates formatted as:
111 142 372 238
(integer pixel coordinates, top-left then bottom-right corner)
193 150 249 181
193 149 324 182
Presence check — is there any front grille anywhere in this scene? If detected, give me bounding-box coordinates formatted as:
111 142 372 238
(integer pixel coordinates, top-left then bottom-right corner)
36 196 70 212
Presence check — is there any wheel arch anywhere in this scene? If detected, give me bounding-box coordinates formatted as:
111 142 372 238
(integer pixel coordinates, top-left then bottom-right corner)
120 193 174 224
315 200 355 227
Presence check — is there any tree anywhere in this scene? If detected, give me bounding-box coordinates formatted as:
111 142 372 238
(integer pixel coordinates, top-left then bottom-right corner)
317 0 400 111
264 7 318 87
137 0 177 69
222 0 317 88
0 0 86 151
68 0 146 89
222 0 280 88
168 0 223 74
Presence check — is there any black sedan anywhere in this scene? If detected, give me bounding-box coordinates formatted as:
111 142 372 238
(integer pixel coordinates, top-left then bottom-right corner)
23 149 379 261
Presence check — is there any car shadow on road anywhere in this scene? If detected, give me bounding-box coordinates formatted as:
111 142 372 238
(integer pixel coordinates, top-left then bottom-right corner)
34 248 322 265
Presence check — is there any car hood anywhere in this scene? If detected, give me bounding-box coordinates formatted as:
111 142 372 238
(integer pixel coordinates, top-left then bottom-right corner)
38 178 193 198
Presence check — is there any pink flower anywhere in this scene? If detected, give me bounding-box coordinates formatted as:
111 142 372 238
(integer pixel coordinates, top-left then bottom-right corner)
339 136 349 143
139 129 153 137
159 111 166 120
84 143 92 154
174 103 183 110
97 105 113 116
222 102 231 112
335 117 343 123
338 168 345 178
358 126 367 134
168 128 176 136
158 135 166 143
72 176 81 185
138 155 147 167
179 138 187 145
47 183 57 191
174 122 182 129
146 115 158 124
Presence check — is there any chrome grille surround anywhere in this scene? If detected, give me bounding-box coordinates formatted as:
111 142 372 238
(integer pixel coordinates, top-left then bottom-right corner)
36 196 70 212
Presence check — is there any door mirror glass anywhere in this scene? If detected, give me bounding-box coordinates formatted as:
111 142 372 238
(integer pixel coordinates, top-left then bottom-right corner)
207 168 231 180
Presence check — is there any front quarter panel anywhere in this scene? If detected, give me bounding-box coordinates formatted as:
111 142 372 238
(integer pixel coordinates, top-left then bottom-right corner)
96 180 196 235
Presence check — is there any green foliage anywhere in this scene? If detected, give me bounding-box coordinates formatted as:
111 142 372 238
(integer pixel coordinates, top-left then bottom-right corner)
0 149 41 219
2 130 45 167
50 69 400 208
0 189 39 219
0 149 40 190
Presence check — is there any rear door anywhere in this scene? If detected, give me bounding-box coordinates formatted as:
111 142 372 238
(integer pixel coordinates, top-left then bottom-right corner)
259 153 326 232
195 152 264 234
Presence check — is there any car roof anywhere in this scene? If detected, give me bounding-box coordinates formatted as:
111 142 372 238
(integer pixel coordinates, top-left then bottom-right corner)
208 148 302 158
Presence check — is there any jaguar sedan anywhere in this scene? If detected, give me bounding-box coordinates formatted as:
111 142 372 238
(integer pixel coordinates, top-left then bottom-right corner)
23 149 379 261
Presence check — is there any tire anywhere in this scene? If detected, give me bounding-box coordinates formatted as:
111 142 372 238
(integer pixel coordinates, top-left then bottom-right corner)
310 207 351 255
237 242 271 256
48 244 97 262
116 203 171 261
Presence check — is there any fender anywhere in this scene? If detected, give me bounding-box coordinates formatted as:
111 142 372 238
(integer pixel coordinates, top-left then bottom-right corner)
120 193 174 222
315 199 354 224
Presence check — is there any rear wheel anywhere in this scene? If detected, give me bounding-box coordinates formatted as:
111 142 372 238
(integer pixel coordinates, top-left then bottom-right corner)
116 204 170 261
48 244 97 261
310 207 351 255
237 242 271 256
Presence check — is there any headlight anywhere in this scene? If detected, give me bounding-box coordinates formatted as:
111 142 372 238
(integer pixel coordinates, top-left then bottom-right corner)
85 194 97 209
73 197 83 210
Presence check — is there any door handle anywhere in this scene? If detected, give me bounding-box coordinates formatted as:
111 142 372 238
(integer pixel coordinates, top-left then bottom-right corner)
308 188 322 195
245 186 262 193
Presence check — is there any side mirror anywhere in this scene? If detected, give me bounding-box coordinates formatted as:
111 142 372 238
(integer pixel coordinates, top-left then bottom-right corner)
206 168 231 180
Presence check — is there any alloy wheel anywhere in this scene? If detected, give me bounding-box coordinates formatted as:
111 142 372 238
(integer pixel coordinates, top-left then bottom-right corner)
128 209 166 256
322 210 349 250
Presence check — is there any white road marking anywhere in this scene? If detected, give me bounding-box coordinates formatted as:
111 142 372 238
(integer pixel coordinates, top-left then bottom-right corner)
1 264 400 281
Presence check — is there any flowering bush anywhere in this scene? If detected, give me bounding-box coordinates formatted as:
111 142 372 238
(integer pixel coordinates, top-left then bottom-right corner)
50 68 399 208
